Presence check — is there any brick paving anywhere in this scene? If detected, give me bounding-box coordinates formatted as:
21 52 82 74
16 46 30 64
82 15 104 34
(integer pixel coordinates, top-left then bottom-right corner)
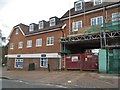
1 69 119 88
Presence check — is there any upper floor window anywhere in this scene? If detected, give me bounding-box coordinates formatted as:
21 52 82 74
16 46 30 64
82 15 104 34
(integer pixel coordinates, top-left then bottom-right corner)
16 29 19 35
10 43 14 49
112 12 120 25
72 20 82 32
46 36 54 46
29 24 34 32
75 0 83 11
18 41 23 49
39 21 44 29
91 16 103 26
50 18 56 26
36 38 42 47
94 0 102 6
27 40 32 48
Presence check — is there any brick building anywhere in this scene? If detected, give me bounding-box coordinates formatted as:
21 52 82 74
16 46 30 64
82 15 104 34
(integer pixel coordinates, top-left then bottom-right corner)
60 0 120 70
6 0 120 71
6 17 66 71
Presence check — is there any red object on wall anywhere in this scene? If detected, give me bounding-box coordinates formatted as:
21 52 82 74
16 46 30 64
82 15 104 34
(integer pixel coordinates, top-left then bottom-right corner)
65 53 98 71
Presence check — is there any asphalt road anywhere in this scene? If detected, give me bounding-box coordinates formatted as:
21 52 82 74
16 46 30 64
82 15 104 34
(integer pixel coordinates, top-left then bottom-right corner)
1 78 68 89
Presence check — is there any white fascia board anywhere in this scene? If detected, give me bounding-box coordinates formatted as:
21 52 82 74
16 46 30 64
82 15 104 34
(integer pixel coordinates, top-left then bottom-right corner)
8 26 25 39
61 3 119 21
6 53 61 59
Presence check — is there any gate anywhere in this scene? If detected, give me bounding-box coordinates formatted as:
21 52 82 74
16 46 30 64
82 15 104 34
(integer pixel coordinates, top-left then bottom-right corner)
108 49 120 74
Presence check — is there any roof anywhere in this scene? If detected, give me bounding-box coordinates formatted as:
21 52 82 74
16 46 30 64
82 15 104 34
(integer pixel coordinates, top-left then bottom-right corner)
61 1 119 19
12 20 64 37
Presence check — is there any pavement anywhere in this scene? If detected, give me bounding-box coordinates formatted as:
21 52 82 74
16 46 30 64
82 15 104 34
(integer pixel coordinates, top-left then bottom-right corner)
1 66 120 88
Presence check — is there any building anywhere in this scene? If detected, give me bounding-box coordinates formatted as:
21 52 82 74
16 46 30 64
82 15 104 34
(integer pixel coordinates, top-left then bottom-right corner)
6 17 66 71
60 0 120 72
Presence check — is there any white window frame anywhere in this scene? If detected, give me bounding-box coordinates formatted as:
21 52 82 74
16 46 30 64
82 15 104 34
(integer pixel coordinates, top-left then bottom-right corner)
46 36 54 46
27 40 32 48
91 16 103 26
75 0 82 11
10 43 14 49
29 24 34 32
18 41 23 49
15 59 23 69
39 21 44 29
40 55 48 68
72 20 82 32
16 29 19 35
94 0 102 6
112 12 120 25
36 38 42 47
50 18 55 26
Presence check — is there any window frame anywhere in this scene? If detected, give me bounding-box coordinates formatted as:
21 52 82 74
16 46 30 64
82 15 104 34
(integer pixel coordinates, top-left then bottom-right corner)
39 21 44 29
50 18 56 26
72 20 82 32
91 16 103 26
18 41 23 49
36 38 42 47
46 36 54 46
27 40 32 48
75 0 83 11
29 24 34 32
15 59 23 69
94 0 102 6
112 12 120 25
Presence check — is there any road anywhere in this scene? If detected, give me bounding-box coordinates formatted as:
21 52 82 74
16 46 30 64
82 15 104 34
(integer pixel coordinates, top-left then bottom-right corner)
1 78 68 89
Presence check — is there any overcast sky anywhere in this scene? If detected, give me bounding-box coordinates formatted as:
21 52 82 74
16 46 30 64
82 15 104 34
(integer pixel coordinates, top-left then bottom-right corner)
0 0 91 38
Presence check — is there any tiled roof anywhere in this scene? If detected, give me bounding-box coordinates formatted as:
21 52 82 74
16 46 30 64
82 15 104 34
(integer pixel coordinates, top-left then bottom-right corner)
61 2 119 19
14 21 63 36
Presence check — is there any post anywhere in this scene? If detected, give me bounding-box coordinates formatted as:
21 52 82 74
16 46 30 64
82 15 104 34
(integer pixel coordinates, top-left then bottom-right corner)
48 64 50 72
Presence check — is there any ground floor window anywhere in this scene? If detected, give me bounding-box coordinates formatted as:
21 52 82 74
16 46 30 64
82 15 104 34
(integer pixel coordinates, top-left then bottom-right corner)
15 59 23 68
40 54 48 68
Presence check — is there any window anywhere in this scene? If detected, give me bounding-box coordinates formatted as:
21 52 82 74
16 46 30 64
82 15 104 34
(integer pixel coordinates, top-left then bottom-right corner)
27 40 32 48
18 42 23 49
94 0 102 5
39 21 44 29
50 18 55 26
10 43 14 49
75 0 82 11
36 38 42 47
72 56 78 62
91 16 103 26
40 54 48 68
46 36 54 46
112 12 120 25
72 20 82 32
16 29 19 35
29 24 34 32
15 59 23 68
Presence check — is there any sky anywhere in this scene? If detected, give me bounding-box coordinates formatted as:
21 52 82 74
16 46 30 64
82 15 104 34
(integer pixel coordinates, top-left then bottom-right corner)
0 0 90 39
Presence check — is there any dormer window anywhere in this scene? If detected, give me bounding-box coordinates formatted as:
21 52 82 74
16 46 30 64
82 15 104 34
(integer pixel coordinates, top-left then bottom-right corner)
50 18 56 26
94 0 102 6
75 0 83 11
39 21 44 29
29 24 34 32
